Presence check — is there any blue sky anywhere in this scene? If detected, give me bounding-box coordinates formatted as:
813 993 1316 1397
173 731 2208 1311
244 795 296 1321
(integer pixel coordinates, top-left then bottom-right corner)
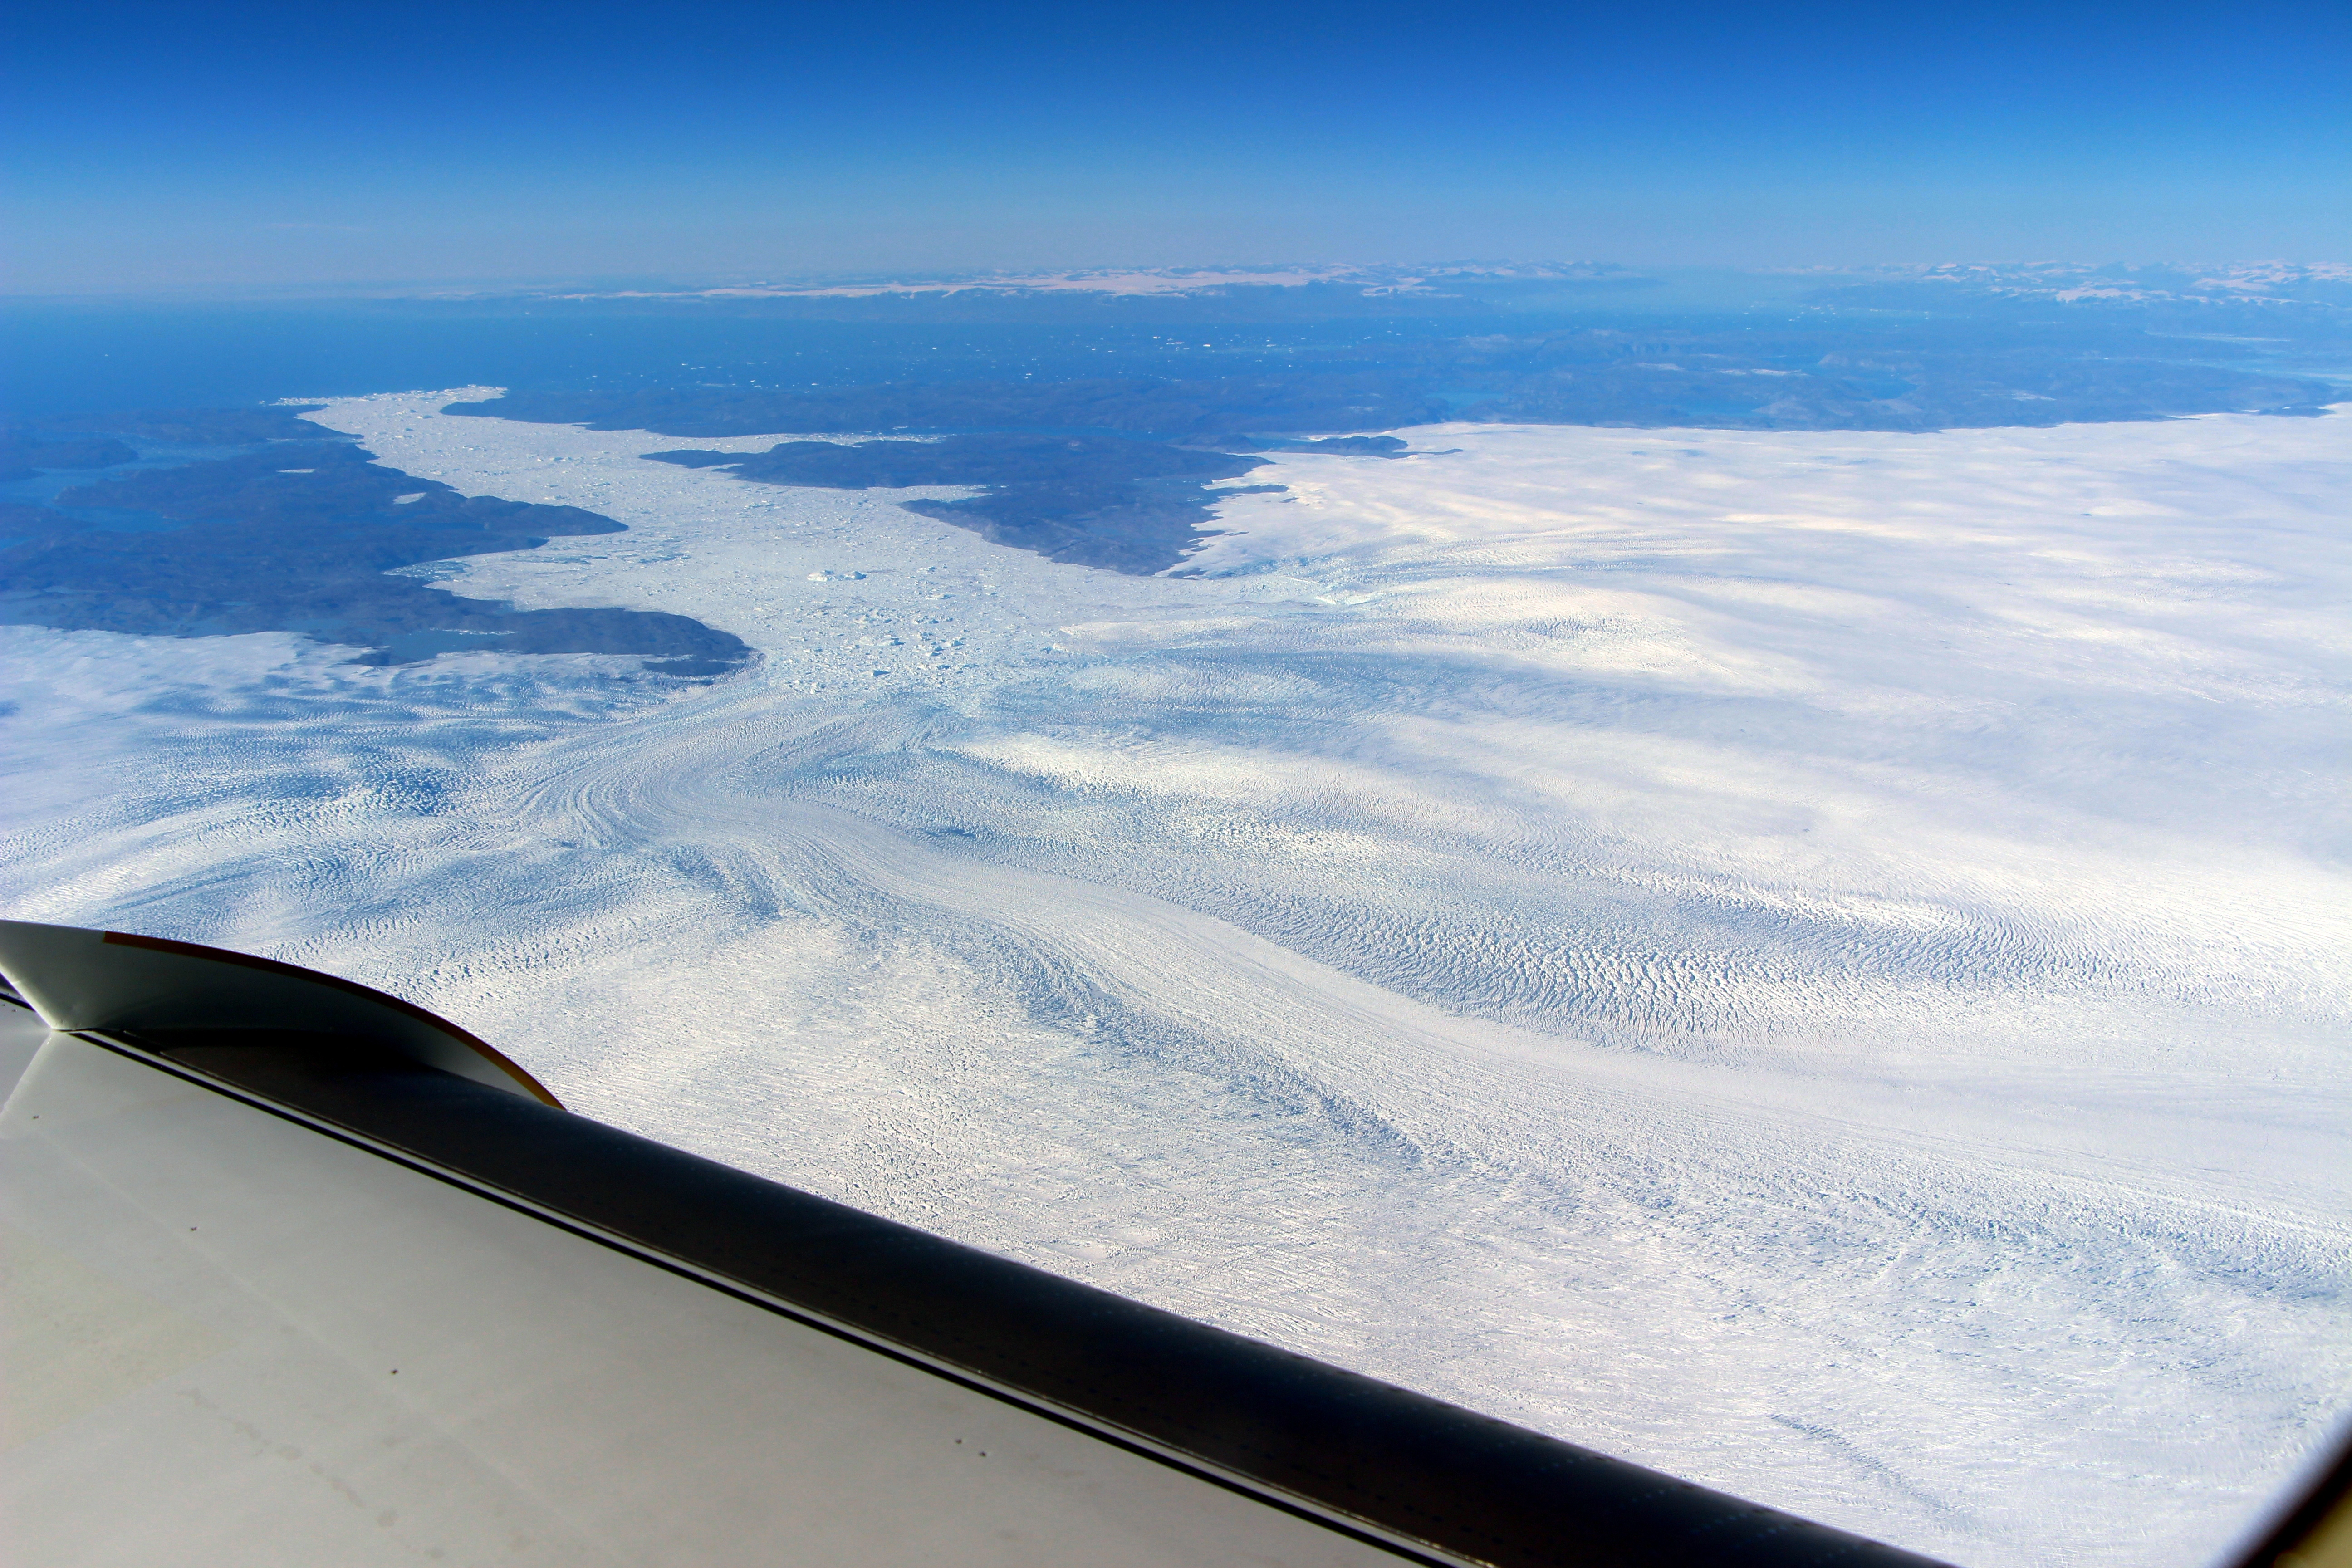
4 0 2345 293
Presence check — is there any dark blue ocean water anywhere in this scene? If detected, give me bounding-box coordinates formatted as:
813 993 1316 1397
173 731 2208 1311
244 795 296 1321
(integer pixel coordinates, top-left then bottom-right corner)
0 302 972 416
0 299 1561 421
10 293 2336 431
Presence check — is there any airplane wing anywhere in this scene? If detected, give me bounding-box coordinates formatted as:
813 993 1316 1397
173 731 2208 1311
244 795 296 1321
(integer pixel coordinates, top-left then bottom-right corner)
0 919 2338 1566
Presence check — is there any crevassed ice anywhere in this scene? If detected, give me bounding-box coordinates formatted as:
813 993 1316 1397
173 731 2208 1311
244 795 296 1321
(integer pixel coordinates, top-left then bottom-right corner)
2 388 2347 1568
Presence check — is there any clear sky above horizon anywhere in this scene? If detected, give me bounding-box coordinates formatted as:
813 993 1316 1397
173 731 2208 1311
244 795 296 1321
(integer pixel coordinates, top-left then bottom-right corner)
3 0 2346 295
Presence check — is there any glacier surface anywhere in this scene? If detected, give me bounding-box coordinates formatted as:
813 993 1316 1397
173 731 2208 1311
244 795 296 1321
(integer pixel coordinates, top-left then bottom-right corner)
2 389 2346 1567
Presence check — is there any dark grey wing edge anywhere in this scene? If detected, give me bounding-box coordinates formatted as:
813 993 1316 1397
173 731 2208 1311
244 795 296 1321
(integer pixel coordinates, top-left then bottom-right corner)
0 931 1953 1568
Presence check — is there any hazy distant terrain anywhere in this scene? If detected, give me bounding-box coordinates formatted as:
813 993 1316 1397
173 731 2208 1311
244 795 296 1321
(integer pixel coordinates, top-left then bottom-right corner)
1803 259 2352 316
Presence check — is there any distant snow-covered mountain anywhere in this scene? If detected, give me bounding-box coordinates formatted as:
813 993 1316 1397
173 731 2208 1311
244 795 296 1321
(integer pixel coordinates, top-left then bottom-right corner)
1815 259 2352 311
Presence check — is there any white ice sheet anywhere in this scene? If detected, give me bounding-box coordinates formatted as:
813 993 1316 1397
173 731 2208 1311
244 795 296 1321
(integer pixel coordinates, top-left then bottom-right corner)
3 391 2346 1568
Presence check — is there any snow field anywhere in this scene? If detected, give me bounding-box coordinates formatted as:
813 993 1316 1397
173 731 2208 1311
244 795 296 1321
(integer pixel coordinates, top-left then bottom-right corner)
2 392 2347 1567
